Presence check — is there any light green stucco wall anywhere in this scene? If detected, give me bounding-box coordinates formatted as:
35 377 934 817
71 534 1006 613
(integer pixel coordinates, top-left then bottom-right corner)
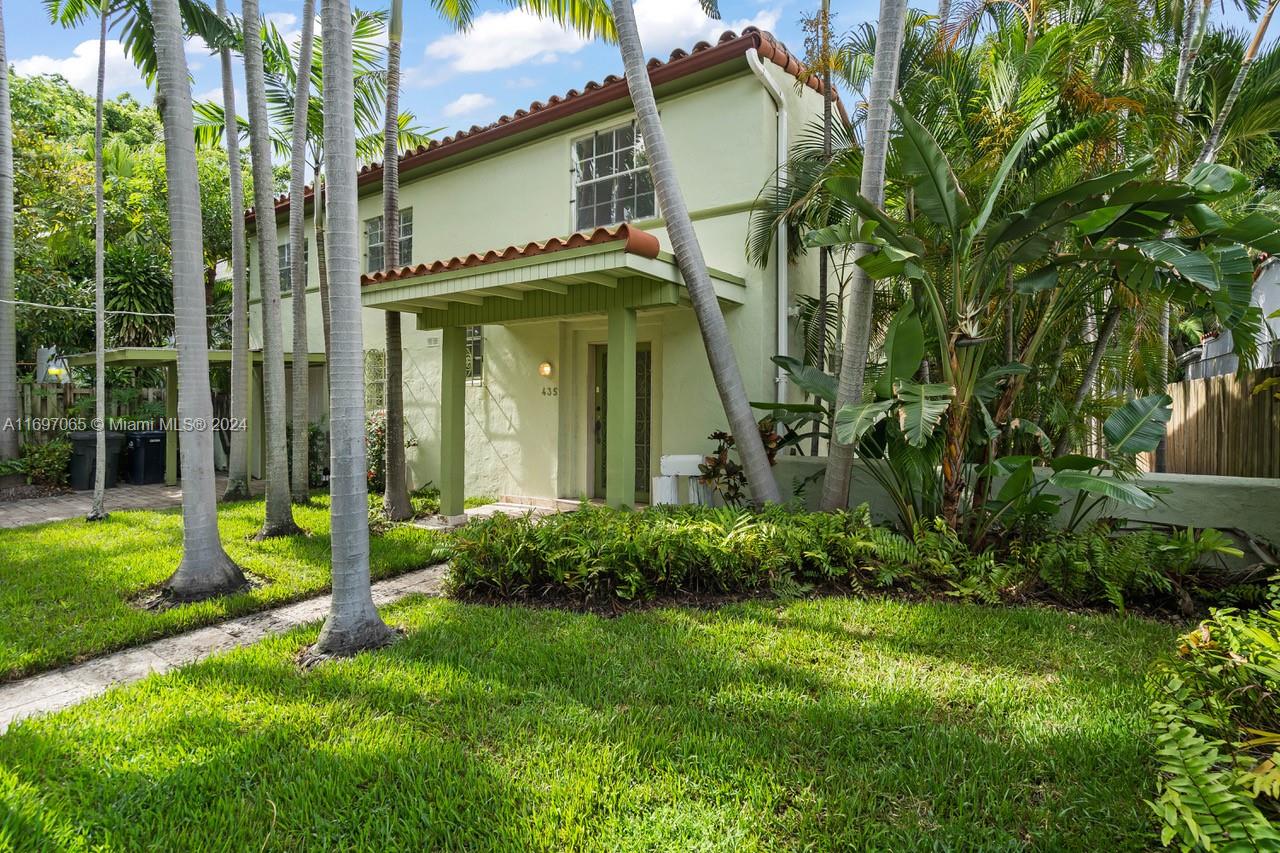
249 59 827 500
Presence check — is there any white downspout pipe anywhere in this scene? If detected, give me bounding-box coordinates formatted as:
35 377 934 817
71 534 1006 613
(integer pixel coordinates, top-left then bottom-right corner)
746 48 789 404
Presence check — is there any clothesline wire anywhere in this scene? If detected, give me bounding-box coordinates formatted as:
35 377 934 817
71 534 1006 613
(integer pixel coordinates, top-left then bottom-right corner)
0 298 232 320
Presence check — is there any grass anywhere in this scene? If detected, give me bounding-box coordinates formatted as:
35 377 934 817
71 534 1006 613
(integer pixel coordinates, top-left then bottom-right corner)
0 595 1175 850
0 498 450 681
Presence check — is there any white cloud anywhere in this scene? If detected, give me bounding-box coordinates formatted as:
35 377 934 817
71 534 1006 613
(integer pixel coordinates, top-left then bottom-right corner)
632 0 780 56
443 92 496 118
423 9 590 74
264 11 298 29
13 39 145 97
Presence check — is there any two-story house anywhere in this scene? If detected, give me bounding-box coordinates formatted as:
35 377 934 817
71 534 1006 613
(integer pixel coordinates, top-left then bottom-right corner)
247 28 837 513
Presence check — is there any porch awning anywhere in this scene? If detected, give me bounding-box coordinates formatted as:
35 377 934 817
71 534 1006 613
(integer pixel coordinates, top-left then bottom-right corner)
359 224 746 330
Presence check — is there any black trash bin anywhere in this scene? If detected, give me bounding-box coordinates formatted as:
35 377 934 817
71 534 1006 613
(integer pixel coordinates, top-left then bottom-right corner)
123 430 166 485
68 431 125 491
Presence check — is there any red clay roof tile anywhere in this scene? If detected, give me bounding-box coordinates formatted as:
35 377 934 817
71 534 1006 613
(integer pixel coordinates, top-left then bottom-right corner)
359 224 661 287
249 28 841 224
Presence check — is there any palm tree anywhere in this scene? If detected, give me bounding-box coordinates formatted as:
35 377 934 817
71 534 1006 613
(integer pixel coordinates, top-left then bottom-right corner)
45 0 110 519
1198 0 1279 164
819 0 909 512
610 0 781 505
150 0 248 601
216 0 251 502
242 0 301 537
0 1 17 474
193 11 430 364
89 2 108 521
288 0 317 504
382 0 411 521
308 0 395 659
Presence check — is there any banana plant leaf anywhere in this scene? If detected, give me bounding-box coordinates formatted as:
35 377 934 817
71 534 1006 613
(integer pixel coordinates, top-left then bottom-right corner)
1103 394 1173 454
834 400 895 445
875 303 925 399
1183 162 1250 199
894 380 953 448
1008 418 1052 456
771 356 837 404
975 363 1030 404
1216 212 1280 254
1049 454 1106 472
1048 469 1156 510
890 102 971 240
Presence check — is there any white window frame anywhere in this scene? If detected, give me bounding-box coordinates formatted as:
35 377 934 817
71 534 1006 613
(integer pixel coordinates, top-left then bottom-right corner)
277 240 308 295
365 208 414 273
570 121 655 231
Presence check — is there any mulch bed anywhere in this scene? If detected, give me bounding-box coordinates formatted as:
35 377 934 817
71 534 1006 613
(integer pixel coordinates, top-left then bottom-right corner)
0 483 71 502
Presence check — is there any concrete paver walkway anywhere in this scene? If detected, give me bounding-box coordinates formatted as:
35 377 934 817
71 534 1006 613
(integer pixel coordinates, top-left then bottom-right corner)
0 564 447 734
0 477 261 530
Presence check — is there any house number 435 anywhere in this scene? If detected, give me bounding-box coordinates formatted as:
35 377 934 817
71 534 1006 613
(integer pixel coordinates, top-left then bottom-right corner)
541 386 559 397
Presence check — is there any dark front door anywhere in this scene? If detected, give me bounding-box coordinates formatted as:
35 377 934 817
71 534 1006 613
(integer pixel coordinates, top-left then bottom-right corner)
592 343 652 503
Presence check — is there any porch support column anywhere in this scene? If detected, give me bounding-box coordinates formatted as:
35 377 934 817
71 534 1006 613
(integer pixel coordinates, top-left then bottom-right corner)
440 325 466 518
606 305 636 508
164 361 178 485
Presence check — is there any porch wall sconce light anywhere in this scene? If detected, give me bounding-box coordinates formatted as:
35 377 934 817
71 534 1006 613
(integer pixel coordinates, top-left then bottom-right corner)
538 361 554 378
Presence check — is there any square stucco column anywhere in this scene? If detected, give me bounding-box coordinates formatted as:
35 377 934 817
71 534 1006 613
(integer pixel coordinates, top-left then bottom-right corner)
606 305 637 508
164 362 178 485
440 326 466 518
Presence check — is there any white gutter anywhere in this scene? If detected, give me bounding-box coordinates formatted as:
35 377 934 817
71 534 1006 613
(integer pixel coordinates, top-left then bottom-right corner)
745 48 789 404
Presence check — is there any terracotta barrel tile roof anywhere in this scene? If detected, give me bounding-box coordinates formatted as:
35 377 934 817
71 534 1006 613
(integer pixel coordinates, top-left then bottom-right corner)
360 224 661 287
249 28 841 224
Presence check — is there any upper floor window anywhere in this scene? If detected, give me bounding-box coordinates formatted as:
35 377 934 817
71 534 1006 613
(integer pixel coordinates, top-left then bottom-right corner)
572 122 654 230
277 240 309 294
366 207 414 273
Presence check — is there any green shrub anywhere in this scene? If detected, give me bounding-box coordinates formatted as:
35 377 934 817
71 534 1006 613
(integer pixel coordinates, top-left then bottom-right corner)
366 410 387 493
448 504 882 602
449 505 1270 614
8 438 74 487
1148 584 1280 849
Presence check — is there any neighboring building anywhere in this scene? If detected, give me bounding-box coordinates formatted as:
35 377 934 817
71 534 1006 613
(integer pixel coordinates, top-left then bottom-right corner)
247 29 836 511
1183 256 1280 379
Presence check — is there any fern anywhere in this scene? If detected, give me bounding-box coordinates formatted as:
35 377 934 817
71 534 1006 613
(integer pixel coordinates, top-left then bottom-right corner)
1149 694 1280 851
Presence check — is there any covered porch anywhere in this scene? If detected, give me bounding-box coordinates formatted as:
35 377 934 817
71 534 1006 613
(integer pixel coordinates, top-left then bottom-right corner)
360 225 745 513
66 347 327 486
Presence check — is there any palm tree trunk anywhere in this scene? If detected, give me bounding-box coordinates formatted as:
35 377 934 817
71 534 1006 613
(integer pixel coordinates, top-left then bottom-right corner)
382 0 411 521
89 6 108 522
242 0 300 537
314 168 332 356
288 0 317 503
1197 0 1278 164
0 1 18 469
819 0 909 511
1173 0 1212 120
151 0 248 602
1053 304 1121 456
219 0 251 502
813 0 832 456
610 0 780 506
1156 0 1211 466
309 0 394 659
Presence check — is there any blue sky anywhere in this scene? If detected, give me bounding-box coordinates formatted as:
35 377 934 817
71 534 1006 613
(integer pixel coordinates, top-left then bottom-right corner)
7 1 1261 140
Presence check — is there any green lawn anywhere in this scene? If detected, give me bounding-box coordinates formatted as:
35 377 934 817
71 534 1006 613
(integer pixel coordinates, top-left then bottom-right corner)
0 595 1175 850
0 498 450 681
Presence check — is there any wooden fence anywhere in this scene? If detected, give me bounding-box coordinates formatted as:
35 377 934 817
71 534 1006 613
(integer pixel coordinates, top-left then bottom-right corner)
17 384 165 440
1158 365 1280 479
